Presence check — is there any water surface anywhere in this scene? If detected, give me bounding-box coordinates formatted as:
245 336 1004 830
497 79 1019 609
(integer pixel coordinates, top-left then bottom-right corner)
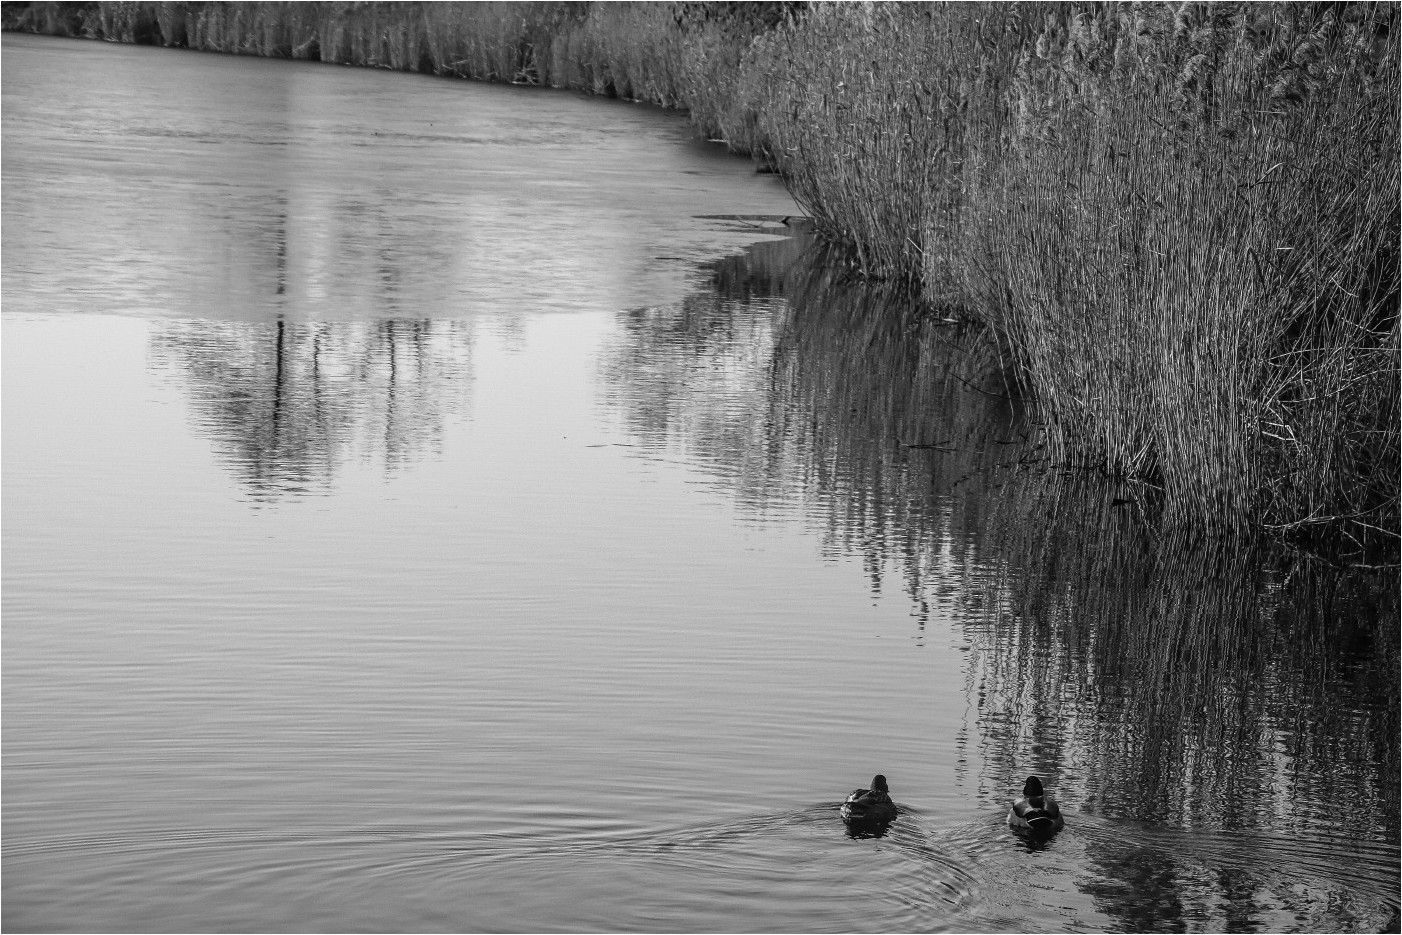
3 33 1397 933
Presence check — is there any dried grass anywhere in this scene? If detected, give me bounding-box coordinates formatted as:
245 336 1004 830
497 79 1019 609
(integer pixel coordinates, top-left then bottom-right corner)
753 3 1399 551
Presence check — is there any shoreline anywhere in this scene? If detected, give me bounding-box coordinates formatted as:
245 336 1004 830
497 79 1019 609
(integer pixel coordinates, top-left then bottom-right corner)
4 1 1397 560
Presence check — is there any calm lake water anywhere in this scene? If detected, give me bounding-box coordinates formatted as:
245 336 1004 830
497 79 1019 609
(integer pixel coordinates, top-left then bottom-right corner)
3 32 1398 934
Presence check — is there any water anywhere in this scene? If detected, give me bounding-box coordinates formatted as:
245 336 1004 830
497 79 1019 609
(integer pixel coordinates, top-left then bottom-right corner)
3 33 1397 933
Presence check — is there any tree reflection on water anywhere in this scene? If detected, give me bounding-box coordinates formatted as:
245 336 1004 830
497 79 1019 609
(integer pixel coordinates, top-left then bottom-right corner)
150 315 474 500
602 231 1400 929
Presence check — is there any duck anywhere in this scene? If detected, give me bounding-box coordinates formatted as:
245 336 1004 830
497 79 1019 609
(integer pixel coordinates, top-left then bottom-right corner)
1007 775 1064 832
841 774 898 826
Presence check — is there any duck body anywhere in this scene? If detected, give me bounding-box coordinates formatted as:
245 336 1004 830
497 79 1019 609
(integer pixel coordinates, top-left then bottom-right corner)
840 774 897 829
1007 776 1063 833
840 788 898 825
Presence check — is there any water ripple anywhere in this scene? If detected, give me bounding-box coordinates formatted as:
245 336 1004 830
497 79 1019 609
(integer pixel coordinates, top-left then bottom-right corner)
9 807 1394 933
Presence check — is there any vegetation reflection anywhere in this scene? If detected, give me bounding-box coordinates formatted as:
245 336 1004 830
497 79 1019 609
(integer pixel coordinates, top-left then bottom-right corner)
603 232 1398 926
151 316 473 499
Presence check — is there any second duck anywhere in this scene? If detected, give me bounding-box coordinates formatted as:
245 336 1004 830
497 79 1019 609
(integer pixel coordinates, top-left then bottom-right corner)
1007 775 1063 833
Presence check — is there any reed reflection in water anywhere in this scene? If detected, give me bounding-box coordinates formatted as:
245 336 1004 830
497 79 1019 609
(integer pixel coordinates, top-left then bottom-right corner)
603 232 1401 931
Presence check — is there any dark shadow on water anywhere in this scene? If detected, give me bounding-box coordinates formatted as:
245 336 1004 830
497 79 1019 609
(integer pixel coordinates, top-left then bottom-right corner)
842 821 892 840
1007 825 1060 852
1080 842 1189 931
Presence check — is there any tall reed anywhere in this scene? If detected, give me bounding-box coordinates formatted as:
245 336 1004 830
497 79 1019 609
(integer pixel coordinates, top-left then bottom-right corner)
752 3 1399 551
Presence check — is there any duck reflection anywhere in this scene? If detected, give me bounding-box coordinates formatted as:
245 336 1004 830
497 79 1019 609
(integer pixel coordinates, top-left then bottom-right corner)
843 819 892 841
150 315 474 500
602 230 1399 929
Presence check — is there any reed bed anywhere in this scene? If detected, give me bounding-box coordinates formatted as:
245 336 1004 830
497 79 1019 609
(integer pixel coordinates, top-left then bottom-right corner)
5 1 1397 555
751 3 1399 552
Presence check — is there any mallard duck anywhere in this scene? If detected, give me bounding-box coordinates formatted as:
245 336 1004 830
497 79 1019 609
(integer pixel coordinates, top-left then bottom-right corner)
841 774 898 825
1008 776 1063 832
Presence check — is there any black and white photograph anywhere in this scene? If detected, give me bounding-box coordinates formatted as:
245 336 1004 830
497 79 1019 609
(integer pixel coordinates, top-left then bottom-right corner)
3 2 1398 932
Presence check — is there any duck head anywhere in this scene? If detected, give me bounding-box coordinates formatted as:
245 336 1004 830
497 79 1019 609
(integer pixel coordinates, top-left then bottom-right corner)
872 774 888 793
1022 775 1047 807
